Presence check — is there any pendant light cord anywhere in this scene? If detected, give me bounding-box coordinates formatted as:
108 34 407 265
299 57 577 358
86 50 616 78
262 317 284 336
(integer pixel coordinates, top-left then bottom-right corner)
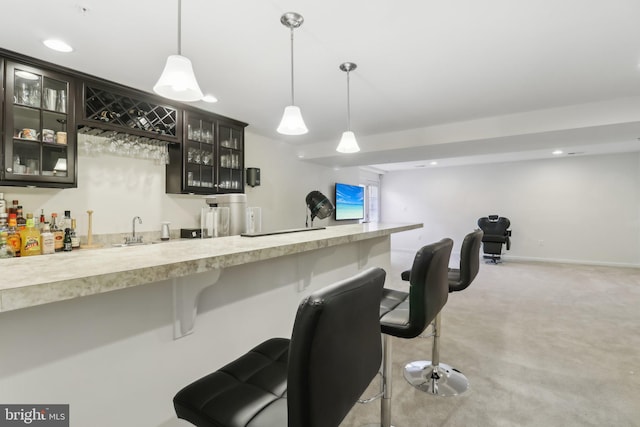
346 70 351 131
177 0 182 55
289 27 295 105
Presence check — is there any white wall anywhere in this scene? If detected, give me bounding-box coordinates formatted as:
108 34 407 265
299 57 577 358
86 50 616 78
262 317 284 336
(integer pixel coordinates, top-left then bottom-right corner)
382 152 640 266
243 132 362 230
0 130 363 236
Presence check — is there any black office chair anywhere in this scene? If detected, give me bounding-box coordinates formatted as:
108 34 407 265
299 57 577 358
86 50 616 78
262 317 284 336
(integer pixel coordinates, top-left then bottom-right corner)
477 215 511 263
399 229 484 397
173 267 386 427
375 238 453 424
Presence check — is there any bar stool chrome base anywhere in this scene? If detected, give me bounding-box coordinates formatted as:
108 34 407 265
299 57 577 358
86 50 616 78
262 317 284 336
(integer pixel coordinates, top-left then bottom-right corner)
403 360 469 396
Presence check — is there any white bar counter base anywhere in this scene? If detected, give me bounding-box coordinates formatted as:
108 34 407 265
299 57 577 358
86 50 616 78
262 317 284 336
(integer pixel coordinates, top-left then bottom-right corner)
0 222 419 427
0 223 420 337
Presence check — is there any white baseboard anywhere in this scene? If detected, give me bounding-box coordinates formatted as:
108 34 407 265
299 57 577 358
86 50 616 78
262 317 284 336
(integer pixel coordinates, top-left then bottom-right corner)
392 247 640 269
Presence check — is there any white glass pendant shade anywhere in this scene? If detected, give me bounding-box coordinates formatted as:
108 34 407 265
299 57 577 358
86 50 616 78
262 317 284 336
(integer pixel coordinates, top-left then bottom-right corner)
153 55 203 102
277 105 309 135
336 131 360 153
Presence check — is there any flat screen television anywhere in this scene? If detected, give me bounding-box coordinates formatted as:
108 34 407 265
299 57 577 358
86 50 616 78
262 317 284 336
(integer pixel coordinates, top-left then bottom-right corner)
335 182 365 221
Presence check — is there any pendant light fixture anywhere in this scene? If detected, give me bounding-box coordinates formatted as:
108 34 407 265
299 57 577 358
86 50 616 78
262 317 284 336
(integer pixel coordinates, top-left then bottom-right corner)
336 62 360 153
277 12 308 135
154 0 204 102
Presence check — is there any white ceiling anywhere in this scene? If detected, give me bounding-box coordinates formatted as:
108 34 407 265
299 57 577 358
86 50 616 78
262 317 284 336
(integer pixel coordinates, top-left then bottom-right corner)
4 0 640 171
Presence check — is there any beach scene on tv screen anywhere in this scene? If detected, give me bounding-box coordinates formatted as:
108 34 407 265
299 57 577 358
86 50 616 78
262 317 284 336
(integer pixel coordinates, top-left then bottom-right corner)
336 183 364 220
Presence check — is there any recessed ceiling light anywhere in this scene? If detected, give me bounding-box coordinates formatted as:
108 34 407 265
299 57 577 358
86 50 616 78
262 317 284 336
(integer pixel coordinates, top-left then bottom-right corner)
43 39 73 53
201 94 218 103
430 161 438 165
552 150 563 155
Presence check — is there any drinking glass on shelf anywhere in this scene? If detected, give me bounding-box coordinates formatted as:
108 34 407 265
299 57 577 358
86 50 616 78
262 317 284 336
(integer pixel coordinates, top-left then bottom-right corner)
203 129 212 143
203 152 212 165
57 90 67 113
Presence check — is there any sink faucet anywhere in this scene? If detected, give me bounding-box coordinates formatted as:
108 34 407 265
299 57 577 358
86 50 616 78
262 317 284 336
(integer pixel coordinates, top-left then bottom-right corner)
127 216 143 244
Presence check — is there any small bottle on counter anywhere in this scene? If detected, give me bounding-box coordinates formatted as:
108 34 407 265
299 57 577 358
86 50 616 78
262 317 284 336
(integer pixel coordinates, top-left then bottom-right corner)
0 192 6 214
0 231 15 258
39 209 46 231
0 213 7 233
8 200 18 217
20 214 41 257
6 214 21 257
16 206 26 230
62 210 71 230
70 218 80 249
41 223 55 255
51 213 64 252
63 228 72 252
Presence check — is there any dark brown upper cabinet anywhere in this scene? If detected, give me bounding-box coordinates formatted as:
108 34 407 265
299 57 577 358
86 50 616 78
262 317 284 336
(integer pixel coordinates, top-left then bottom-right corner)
1 60 77 188
166 109 247 195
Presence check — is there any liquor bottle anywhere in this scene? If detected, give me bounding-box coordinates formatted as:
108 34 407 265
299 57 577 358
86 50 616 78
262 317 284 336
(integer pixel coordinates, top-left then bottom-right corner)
0 231 15 258
20 213 41 256
40 223 55 255
6 214 21 257
8 200 18 217
0 192 6 214
0 213 7 233
63 228 72 252
16 206 26 230
50 213 64 252
39 209 46 231
70 218 80 249
62 210 71 232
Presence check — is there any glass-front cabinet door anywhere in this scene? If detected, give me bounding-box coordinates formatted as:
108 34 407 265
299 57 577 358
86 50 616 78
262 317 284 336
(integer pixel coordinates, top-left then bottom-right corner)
165 110 246 195
2 61 76 187
217 121 244 192
184 112 216 191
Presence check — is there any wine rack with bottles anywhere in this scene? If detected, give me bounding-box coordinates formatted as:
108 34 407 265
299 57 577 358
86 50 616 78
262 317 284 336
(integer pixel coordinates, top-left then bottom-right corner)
81 84 179 141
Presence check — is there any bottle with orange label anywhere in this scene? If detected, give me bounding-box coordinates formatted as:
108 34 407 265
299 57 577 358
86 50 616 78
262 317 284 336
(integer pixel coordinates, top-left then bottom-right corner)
6 213 22 257
20 213 41 256
50 213 64 252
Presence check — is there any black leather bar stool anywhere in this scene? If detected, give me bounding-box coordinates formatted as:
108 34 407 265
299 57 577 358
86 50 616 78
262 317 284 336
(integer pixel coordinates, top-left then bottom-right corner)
173 267 386 427
448 229 483 292
375 238 453 426
401 229 483 396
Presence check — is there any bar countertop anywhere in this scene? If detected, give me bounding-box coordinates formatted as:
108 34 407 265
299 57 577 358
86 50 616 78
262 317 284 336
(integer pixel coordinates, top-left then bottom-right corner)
0 222 421 313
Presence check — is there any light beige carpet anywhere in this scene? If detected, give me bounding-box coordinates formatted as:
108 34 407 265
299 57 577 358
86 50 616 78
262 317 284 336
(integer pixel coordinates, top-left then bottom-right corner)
341 252 640 427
